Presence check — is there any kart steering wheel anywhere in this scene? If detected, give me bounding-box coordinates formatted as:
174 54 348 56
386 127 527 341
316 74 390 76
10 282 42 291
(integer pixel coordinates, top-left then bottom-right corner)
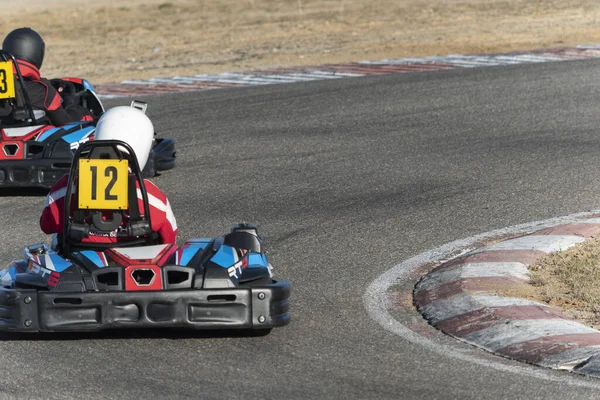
50 79 88 99
49 78 102 118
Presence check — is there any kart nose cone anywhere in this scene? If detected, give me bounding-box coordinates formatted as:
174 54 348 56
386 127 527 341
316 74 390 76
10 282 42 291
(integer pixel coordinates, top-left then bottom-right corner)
124 265 163 291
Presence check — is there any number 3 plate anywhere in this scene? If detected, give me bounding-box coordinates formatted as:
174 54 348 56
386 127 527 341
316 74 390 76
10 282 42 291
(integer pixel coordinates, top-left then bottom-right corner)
78 159 129 210
0 61 15 100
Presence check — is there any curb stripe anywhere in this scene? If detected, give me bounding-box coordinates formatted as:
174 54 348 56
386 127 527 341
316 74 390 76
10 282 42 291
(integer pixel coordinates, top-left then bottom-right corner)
436 305 570 336
496 334 600 364
456 262 530 279
419 294 547 324
416 262 530 293
462 319 599 351
415 276 529 305
541 346 600 369
477 235 585 253
441 249 547 268
532 223 600 238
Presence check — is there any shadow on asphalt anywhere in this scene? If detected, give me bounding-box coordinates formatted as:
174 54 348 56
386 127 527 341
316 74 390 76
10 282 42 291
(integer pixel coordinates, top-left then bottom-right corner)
0 328 272 341
0 188 49 197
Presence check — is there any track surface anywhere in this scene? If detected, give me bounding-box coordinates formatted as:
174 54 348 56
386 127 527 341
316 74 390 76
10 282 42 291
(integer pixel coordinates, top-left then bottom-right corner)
2 59 600 399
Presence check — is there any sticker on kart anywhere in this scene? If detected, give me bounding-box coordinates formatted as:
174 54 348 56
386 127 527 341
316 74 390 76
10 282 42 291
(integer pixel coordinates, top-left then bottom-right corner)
78 159 129 209
0 61 16 100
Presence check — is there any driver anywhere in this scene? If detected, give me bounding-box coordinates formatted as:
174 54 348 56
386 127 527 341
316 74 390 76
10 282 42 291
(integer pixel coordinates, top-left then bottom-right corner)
40 106 178 245
1 27 92 126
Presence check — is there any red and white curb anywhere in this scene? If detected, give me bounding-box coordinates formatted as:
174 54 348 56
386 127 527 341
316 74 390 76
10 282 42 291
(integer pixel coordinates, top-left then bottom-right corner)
96 45 600 98
415 218 600 374
364 212 600 382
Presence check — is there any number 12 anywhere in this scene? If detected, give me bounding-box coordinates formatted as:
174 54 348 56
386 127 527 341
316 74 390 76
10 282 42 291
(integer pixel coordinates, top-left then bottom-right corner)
90 165 119 201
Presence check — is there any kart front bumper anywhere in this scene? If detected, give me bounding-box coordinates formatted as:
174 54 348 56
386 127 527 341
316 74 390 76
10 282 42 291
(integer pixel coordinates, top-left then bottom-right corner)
0 157 71 189
0 280 290 332
0 137 176 188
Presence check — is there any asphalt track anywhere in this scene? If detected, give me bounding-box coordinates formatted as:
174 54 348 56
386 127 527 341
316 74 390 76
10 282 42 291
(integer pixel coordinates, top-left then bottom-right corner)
2 58 600 399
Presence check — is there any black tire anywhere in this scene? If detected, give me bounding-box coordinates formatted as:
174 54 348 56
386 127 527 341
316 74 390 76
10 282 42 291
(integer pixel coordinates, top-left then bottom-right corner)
152 137 176 172
141 150 156 178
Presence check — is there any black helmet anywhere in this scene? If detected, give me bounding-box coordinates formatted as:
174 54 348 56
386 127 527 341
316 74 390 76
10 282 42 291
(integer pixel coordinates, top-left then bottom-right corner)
2 28 45 69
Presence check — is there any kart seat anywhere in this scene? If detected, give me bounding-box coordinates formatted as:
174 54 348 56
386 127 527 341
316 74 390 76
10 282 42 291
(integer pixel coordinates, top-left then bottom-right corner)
0 50 47 128
62 140 159 255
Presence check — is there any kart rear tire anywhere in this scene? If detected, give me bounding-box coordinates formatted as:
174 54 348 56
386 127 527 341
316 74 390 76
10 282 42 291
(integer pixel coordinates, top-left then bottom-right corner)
152 137 176 172
142 151 156 178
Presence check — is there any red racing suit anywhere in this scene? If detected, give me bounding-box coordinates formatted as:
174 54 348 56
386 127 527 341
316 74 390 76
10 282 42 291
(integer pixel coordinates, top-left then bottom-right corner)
40 174 178 245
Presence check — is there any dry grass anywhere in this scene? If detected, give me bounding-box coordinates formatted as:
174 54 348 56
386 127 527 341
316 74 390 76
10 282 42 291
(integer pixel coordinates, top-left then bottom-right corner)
526 236 600 329
2 0 600 83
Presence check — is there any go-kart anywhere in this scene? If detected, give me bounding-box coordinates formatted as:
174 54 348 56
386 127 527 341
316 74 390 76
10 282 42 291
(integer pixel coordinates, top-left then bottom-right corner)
0 50 176 189
0 139 289 333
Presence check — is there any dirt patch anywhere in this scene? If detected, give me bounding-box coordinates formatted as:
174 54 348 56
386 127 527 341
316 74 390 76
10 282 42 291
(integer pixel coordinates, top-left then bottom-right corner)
2 0 600 84
516 236 600 329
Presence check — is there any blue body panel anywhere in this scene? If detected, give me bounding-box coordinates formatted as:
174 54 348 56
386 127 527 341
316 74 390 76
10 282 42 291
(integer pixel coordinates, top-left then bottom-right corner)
211 245 237 268
36 125 71 142
46 253 72 272
247 253 269 268
179 240 211 266
61 125 95 145
77 250 107 268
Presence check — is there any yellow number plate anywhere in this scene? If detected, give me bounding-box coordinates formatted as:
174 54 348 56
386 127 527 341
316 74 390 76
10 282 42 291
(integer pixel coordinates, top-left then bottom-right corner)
0 61 15 100
78 159 129 210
